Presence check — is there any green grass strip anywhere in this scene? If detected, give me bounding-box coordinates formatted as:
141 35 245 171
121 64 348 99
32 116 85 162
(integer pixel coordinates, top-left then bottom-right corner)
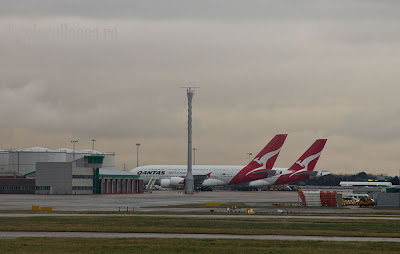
0 216 399 238
0 238 400 254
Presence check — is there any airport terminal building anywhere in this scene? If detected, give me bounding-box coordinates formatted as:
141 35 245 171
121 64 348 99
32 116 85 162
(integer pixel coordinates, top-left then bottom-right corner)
0 147 115 176
0 152 143 195
33 156 143 195
35 156 104 195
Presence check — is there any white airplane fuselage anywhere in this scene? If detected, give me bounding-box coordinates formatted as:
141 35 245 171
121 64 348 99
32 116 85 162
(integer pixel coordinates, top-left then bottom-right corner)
130 165 316 187
131 165 243 187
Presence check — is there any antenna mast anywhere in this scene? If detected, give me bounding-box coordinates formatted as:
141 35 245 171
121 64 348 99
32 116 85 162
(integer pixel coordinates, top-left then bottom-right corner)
181 86 199 194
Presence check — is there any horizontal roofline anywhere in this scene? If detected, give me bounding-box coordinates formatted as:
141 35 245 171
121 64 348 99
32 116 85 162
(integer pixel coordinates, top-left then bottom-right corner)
99 174 139 178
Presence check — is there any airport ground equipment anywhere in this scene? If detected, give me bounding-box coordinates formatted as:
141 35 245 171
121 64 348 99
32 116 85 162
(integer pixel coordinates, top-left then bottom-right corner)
342 197 358 206
347 193 370 201
298 190 338 207
146 176 156 192
358 196 375 207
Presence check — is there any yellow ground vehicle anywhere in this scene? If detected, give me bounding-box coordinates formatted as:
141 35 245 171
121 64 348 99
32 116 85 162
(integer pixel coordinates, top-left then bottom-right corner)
358 196 375 207
342 197 358 206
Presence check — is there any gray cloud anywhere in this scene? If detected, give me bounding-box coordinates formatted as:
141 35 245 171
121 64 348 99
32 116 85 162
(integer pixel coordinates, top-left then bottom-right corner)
1 0 400 21
0 1 400 175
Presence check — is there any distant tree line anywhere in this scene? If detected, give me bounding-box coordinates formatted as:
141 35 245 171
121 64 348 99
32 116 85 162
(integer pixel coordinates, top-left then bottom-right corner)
302 171 400 186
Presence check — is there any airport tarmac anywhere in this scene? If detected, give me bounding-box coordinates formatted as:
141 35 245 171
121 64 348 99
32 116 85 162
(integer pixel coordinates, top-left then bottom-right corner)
1 190 399 214
1 190 399 243
1 231 400 242
0 190 301 212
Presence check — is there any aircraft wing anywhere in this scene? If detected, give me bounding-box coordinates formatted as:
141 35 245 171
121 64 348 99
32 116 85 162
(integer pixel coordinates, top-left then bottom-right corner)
295 171 318 177
193 174 210 186
251 170 277 177
171 174 211 186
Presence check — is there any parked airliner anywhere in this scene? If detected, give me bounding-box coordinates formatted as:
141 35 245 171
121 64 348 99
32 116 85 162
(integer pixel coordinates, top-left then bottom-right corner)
130 136 329 188
244 139 330 187
130 134 287 188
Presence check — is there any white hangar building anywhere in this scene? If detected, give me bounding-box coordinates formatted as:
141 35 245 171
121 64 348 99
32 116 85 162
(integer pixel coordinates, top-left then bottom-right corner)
0 147 115 175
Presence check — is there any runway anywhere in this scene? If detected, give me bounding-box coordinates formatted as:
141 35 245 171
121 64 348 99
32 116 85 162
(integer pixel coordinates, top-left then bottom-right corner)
1 213 400 221
1 231 399 242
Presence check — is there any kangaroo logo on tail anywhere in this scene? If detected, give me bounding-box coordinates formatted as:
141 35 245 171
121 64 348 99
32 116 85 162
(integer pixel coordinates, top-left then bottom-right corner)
288 139 327 178
245 148 281 176
295 151 322 171
228 134 287 185
289 151 322 178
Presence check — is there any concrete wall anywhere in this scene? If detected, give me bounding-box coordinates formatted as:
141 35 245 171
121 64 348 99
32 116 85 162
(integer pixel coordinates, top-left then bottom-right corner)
374 193 400 207
72 165 94 195
9 151 67 175
0 178 35 194
0 152 9 172
101 154 115 168
353 186 385 195
36 162 72 194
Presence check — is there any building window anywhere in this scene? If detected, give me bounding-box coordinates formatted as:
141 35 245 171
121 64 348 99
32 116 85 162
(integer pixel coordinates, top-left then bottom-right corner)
72 175 93 179
36 186 50 190
72 186 93 190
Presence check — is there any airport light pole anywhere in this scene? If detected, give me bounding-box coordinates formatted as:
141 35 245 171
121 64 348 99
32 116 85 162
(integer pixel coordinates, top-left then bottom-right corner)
183 86 199 194
71 140 78 161
136 143 141 167
193 148 197 165
247 153 252 163
92 139 96 153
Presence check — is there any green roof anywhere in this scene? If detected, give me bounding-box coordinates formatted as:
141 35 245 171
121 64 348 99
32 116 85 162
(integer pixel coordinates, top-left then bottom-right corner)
84 155 105 164
24 171 36 177
99 168 139 178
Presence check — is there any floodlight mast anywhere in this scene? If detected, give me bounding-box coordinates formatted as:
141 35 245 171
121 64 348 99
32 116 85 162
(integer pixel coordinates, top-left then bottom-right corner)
181 86 199 194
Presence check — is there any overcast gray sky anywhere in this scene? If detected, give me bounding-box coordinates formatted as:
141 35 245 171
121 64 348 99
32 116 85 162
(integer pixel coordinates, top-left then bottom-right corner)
1 1 399 176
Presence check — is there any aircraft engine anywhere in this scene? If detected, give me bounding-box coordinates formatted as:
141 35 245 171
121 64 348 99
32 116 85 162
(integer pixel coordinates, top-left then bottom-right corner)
160 179 171 188
202 179 225 186
248 180 269 187
160 177 185 187
170 177 185 186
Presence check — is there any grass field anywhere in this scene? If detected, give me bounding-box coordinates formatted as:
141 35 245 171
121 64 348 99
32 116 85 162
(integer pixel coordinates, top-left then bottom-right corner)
1 213 400 253
1 238 400 254
0 216 400 238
